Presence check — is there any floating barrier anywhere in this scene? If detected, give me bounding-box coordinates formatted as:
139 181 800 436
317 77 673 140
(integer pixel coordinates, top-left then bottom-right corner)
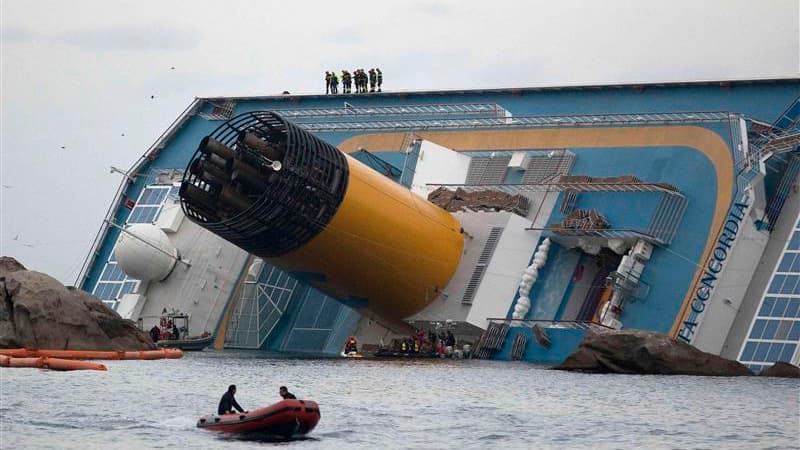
0 354 106 371
0 348 183 360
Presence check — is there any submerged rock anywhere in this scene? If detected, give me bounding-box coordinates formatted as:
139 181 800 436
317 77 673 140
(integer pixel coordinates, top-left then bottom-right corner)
554 328 752 376
0 256 154 350
759 362 800 378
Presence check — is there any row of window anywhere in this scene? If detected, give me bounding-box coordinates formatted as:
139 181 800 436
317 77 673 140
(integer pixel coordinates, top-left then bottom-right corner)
740 341 797 364
748 318 800 341
776 251 800 273
767 274 800 295
746 363 770 373
94 277 137 301
92 184 177 309
758 296 800 318
788 230 800 251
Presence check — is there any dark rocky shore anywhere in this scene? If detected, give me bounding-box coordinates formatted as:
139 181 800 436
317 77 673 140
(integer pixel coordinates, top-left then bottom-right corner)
555 327 799 377
0 257 154 350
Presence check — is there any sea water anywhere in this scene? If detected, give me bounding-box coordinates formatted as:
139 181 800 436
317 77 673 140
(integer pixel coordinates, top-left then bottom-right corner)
1 351 798 449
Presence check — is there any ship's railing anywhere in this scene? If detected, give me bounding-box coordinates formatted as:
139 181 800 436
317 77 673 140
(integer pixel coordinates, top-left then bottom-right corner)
272 102 510 118
485 318 614 330
427 181 683 195
298 111 733 132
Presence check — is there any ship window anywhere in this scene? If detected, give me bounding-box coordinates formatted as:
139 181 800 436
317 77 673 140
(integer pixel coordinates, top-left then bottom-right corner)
793 254 800 272
762 320 779 340
780 343 797 362
775 320 793 340
768 275 786 294
781 275 799 295
128 206 160 224
785 299 800 318
789 322 800 340
778 253 796 272
772 298 790 317
741 341 757 361
789 231 800 250
121 281 138 296
754 342 770 361
91 183 175 306
767 343 783 361
749 319 767 339
759 297 776 316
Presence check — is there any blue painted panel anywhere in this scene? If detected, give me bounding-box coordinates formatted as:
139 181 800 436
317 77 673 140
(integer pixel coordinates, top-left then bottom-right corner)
494 326 587 365
528 245 581 321
284 329 330 352
548 191 663 231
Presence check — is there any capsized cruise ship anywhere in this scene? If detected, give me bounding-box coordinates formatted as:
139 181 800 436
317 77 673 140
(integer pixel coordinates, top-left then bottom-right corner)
77 78 800 370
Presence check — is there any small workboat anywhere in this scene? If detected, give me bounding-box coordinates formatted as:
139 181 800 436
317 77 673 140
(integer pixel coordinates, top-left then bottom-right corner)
155 334 213 351
197 399 321 437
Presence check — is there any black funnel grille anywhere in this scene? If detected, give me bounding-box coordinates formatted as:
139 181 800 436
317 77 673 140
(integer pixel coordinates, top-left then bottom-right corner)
180 111 349 257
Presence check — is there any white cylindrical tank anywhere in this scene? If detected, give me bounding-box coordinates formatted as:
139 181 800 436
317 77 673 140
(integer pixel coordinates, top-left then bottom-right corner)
115 224 178 281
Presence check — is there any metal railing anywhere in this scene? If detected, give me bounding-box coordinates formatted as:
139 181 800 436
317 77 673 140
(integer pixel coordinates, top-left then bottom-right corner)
272 102 510 119
485 317 614 330
297 111 733 132
427 181 683 195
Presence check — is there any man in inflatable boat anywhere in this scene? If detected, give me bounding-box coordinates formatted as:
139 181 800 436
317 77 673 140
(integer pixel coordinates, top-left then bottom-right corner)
218 385 247 415
279 386 296 400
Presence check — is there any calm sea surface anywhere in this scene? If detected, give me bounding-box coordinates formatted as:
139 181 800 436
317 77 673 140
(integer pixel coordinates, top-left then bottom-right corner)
1 351 798 450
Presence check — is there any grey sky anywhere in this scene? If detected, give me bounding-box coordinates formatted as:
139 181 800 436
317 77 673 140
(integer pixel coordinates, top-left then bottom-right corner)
1 0 798 283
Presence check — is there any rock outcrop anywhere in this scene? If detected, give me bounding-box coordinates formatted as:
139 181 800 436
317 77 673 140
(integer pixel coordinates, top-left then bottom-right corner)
759 361 800 378
554 328 752 376
0 256 154 350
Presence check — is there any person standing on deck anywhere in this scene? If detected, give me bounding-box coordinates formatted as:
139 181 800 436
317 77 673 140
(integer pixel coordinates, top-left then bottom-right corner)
325 71 331 94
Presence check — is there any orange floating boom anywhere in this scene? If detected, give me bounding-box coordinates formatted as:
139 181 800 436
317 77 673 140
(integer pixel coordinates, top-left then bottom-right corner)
0 354 106 371
0 348 183 360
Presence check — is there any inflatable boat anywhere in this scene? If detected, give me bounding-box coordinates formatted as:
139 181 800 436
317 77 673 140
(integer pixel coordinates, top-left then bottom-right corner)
197 399 320 437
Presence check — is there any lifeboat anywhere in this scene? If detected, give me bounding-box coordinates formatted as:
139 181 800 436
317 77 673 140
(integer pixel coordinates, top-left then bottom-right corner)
197 399 320 437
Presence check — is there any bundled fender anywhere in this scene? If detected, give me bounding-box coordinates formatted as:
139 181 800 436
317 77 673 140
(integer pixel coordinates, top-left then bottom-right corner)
197 399 321 437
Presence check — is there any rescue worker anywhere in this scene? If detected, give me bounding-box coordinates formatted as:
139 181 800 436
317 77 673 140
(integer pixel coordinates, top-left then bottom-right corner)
376 68 382 92
325 71 331 95
368 68 376 92
149 325 160 343
357 69 365 93
330 70 339 94
279 386 296 400
218 385 246 415
341 70 351 94
446 330 456 348
344 336 358 353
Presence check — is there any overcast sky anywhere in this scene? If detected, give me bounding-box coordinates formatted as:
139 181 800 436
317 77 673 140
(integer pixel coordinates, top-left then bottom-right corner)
1 0 798 284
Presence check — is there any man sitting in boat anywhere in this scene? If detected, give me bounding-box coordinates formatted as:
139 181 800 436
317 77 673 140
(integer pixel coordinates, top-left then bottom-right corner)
344 336 358 354
218 385 247 415
149 325 160 343
279 386 296 400
171 323 180 340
